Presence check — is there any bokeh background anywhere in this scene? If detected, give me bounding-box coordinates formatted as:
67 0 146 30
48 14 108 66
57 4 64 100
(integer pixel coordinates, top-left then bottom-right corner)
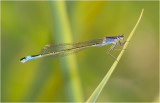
1 1 159 102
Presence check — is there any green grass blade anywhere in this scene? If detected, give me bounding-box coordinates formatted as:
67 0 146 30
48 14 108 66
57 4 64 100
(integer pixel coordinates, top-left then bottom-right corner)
50 1 83 102
86 8 144 102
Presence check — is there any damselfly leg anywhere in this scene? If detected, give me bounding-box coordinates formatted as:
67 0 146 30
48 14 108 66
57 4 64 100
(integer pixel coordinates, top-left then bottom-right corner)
106 40 126 60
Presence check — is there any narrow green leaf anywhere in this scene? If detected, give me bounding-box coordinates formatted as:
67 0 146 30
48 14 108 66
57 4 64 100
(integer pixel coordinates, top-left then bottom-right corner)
50 1 83 102
86 9 144 102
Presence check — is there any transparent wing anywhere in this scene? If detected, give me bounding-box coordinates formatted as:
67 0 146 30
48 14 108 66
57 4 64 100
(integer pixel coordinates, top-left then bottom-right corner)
40 38 103 57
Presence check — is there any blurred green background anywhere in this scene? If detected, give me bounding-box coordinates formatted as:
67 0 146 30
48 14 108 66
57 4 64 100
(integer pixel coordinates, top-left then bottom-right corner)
1 1 159 102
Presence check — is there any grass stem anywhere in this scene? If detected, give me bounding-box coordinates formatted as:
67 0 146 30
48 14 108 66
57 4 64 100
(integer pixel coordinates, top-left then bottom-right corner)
86 8 144 102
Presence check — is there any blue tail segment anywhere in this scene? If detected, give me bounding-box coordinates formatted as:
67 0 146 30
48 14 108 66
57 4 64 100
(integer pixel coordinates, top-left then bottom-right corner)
20 55 41 63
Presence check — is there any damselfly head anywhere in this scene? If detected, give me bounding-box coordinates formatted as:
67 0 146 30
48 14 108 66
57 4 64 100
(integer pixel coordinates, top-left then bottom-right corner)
117 34 124 40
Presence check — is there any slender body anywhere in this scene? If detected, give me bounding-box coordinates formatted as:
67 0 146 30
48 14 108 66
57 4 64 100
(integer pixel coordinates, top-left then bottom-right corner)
20 34 124 63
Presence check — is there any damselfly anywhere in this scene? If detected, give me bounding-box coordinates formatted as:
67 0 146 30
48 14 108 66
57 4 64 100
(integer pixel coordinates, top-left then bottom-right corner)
20 34 125 63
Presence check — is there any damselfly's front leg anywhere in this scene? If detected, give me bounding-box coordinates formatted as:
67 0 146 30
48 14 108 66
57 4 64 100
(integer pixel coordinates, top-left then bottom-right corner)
112 40 126 51
107 41 125 60
119 40 126 46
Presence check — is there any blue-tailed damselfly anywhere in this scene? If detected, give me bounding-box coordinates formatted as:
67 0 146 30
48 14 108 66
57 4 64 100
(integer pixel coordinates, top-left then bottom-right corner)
20 34 125 63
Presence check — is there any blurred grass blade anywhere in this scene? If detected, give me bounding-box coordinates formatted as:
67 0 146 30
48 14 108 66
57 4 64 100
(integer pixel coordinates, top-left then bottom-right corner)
86 9 144 102
50 1 83 102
